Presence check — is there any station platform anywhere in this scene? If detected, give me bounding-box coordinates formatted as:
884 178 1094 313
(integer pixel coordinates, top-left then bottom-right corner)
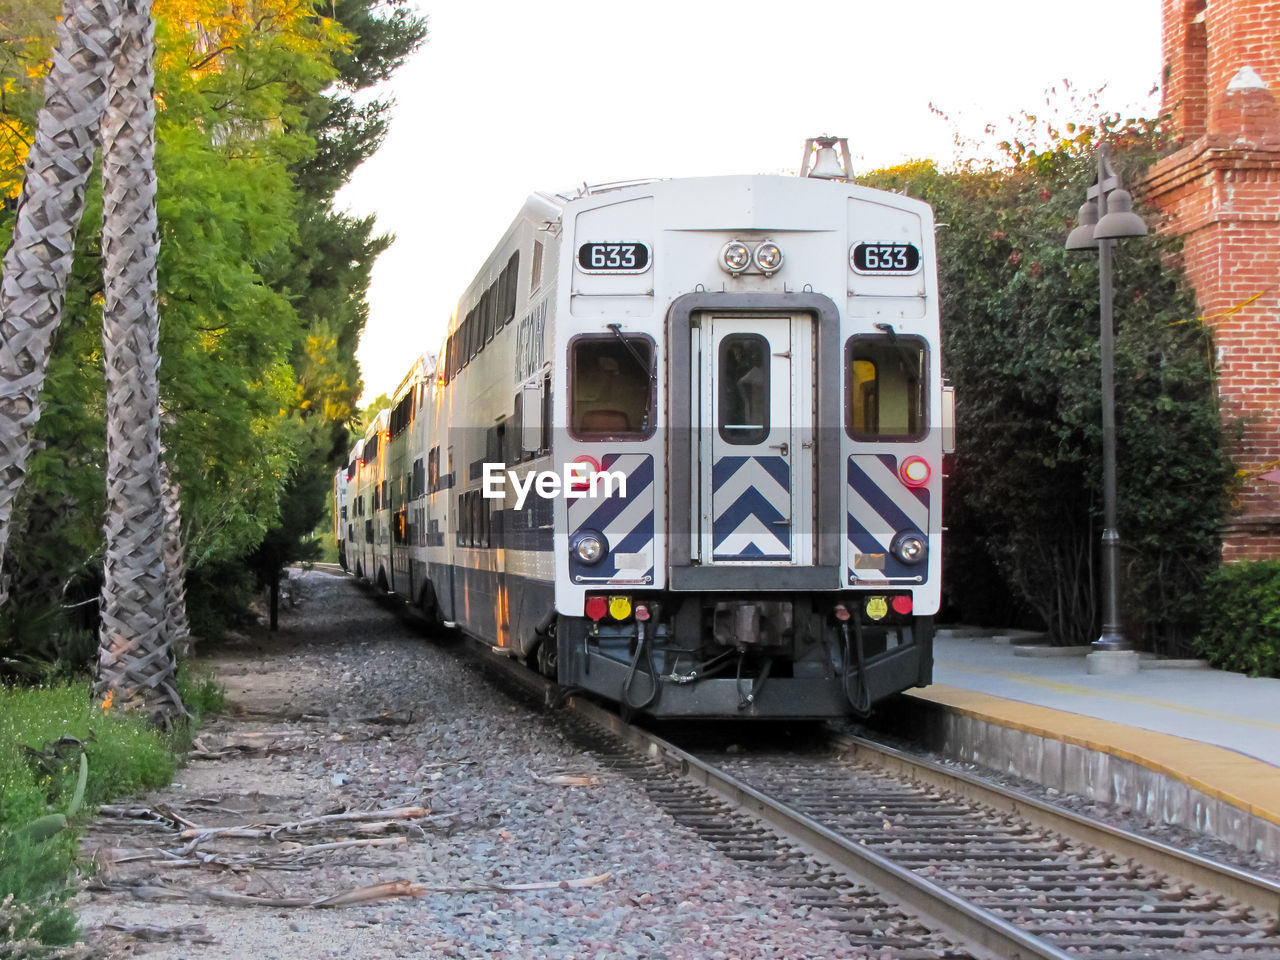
873 628 1280 864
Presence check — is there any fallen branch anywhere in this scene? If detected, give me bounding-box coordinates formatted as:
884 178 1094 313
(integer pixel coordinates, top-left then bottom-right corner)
531 773 601 787
177 805 430 843
100 921 214 943
111 871 612 909
134 836 409 870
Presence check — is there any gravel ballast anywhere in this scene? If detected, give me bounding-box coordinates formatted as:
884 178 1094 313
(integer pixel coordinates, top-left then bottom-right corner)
78 569 880 959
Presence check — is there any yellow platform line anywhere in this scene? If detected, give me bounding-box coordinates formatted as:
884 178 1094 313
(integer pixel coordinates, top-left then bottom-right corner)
906 684 1280 828
937 661 1280 736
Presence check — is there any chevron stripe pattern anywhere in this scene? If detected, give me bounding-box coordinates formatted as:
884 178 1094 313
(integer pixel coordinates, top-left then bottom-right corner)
568 453 654 584
847 454 930 584
711 455 790 560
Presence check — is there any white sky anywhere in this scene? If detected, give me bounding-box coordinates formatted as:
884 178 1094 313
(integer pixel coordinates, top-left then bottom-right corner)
339 1 1162 404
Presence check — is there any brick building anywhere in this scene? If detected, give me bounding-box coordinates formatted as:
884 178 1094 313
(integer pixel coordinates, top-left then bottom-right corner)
1146 0 1280 561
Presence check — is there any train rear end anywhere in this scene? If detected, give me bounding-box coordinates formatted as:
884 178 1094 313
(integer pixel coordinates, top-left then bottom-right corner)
547 163 946 718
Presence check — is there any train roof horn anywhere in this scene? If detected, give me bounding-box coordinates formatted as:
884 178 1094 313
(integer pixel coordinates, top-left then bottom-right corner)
801 136 852 180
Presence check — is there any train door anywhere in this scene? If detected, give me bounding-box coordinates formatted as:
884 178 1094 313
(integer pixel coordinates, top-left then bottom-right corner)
693 314 814 565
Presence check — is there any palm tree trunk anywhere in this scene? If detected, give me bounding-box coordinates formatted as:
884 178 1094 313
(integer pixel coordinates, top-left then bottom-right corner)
160 447 193 659
0 0 119 603
93 0 184 718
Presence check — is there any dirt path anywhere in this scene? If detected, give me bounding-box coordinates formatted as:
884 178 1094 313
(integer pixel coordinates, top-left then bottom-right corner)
77 569 864 960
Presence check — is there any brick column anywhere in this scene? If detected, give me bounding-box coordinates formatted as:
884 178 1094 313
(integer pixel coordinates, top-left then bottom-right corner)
1146 0 1280 561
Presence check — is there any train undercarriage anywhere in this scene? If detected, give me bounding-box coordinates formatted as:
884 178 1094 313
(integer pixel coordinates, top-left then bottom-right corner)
542 593 933 719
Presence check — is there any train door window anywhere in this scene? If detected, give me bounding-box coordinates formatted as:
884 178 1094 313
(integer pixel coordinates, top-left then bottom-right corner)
530 240 543 293
412 458 425 498
718 334 770 445
340 504 347 521
364 519 373 543
428 447 439 493
380 480 389 509
846 335 927 441
568 334 655 439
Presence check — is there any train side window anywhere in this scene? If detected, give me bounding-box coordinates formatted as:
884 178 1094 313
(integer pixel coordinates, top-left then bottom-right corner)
481 287 496 344
568 334 654 440
530 240 543 294
501 252 519 326
427 447 439 493
718 334 770 445
846 335 927 441
465 310 478 363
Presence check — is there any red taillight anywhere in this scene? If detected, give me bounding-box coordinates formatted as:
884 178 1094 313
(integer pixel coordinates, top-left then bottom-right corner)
634 603 651 622
891 595 913 615
584 595 608 621
569 455 600 494
899 456 931 488
833 603 851 622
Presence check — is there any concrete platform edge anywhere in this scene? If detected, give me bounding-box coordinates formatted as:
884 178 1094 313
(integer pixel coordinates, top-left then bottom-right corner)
871 686 1280 865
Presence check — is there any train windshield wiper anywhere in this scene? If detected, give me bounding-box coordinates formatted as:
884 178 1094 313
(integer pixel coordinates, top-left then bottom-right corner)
606 322 655 381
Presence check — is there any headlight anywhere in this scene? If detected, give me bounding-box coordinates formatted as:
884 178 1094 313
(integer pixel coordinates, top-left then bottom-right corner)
890 530 927 565
753 241 783 274
571 530 607 565
720 241 751 275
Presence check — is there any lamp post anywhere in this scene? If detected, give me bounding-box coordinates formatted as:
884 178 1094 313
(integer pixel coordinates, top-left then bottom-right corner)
1065 142 1147 675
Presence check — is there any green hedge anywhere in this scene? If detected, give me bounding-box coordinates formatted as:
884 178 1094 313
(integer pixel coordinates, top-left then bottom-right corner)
1195 560 1280 677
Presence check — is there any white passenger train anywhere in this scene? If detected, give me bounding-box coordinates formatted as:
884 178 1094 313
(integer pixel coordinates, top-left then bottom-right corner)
338 139 952 717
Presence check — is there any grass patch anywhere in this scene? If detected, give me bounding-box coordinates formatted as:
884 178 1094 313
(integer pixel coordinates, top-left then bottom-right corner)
178 662 227 720
1 679 204 953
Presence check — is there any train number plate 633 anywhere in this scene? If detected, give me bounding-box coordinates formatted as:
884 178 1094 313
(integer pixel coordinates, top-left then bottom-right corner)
850 242 921 274
577 242 650 273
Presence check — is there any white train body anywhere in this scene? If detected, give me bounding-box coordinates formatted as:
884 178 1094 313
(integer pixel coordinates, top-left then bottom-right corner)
341 171 946 717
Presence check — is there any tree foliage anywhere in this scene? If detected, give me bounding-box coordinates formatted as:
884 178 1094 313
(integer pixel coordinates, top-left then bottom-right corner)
861 102 1230 651
0 0 426 661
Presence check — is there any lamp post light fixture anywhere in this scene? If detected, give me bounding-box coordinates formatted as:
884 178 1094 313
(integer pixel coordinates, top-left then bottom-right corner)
1065 142 1147 674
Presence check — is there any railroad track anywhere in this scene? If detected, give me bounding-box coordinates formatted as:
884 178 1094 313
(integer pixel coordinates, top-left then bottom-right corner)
470 645 1280 959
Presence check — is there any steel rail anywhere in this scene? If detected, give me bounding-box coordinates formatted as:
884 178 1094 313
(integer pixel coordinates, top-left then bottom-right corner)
831 730 1280 917
472 649 1072 960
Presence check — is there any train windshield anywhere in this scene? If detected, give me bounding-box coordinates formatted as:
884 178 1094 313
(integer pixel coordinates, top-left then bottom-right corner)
847 335 927 440
569 335 654 439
